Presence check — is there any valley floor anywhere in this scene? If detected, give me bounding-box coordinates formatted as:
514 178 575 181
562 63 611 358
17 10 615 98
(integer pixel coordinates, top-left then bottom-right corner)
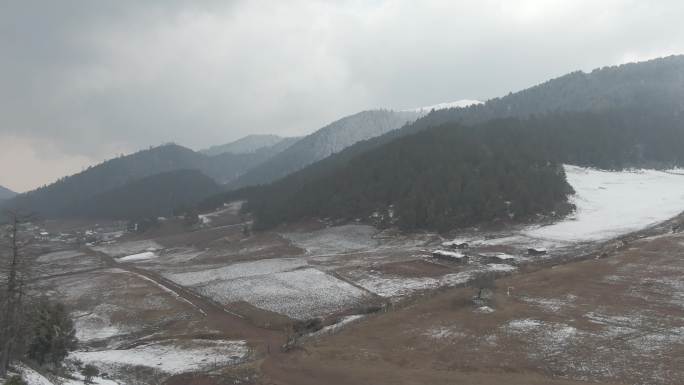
258 228 684 385
14 166 684 385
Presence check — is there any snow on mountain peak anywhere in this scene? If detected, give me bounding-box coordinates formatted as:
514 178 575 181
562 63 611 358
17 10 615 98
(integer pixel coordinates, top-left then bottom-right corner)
407 99 483 113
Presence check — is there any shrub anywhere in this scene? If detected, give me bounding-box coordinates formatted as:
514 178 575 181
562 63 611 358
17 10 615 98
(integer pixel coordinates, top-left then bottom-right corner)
6 375 28 385
81 364 99 384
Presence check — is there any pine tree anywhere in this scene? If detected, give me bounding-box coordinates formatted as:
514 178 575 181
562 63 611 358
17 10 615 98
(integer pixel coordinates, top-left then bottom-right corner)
26 299 77 367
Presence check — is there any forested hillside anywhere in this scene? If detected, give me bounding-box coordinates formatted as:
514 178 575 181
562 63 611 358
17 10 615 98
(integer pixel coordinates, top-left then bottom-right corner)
65 169 221 220
3 144 205 217
228 110 422 188
246 120 575 231
202 56 684 228
203 139 299 183
514 109 684 169
10 56 684 223
200 134 297 156
1 142 293 218
410 55 684 131
213 55 684 198
228 106 684 231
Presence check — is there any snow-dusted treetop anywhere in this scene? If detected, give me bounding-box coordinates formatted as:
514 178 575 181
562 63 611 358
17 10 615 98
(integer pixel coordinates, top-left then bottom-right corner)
406 99 483 113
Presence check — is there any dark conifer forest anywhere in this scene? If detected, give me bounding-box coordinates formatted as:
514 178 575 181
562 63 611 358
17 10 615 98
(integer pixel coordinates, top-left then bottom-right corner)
65 169 221 220
238 107 684 231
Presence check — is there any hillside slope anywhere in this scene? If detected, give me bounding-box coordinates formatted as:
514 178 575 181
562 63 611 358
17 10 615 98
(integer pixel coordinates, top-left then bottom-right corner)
204 56 684 219
0 185 16 200
203 138 299 183
66 169 221 220
247 119 574 231
410 55 684 131
228 110 423 188
1 142 294 218
244 107 684 231
200 134 292 156
4 144 207 217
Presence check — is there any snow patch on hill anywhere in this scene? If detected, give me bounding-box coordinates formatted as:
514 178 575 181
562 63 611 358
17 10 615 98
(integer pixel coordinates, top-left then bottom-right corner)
456 165 684 250
525 165 684 243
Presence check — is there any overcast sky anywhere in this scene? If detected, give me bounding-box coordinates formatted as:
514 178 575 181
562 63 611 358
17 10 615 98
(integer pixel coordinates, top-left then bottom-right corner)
1 0 683 192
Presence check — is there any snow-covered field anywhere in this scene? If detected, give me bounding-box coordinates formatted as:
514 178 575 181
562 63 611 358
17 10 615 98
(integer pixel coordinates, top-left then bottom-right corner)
15 365 57 385
36 250 85 263
452 165 684 251
34 249 104 275
282 225 381 255
356 264 513 298
116 251 157 262
93 240 162 258
167 258 308 286
141 247 204 267
163 257 373 319
525 166 684 243
310 315 365 337
193 268 371 319
13 364 117 385
12 340 248 384
71 339 247 376
198 201 243 225
72 304 133 342
36 268 198 346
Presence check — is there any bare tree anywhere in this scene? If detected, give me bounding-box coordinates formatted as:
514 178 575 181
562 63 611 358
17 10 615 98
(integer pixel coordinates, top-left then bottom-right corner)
0 210 34 376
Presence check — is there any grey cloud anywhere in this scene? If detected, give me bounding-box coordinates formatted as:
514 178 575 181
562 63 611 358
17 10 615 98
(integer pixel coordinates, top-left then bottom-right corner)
1 0 684 190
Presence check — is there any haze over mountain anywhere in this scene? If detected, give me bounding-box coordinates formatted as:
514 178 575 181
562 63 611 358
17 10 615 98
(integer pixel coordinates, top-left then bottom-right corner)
228 110 424 188
412 55 684 130
2 144 205 217
225 101 482 189
65 169 221 220
203 56 684 230
227 53 684 194
200 134 294 156
0 185 16 201
245 107 684 231
4 1 684 194
408 100 483 114
0 101 469 219
1 143 289 218
5 57 684 224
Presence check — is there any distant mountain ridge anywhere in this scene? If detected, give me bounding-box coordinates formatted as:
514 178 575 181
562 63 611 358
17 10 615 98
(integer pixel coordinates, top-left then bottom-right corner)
0 185 16 200
407 55 684 131
0 141 294 218
3 144 206 217
66 169 221 220
228 109 424 188
246 117 577 231
244 107 684 231
406 99 483 113
11 56 684 223
201 134 294 156
202 55 684 231
3 99 483 218
0 103 457 219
